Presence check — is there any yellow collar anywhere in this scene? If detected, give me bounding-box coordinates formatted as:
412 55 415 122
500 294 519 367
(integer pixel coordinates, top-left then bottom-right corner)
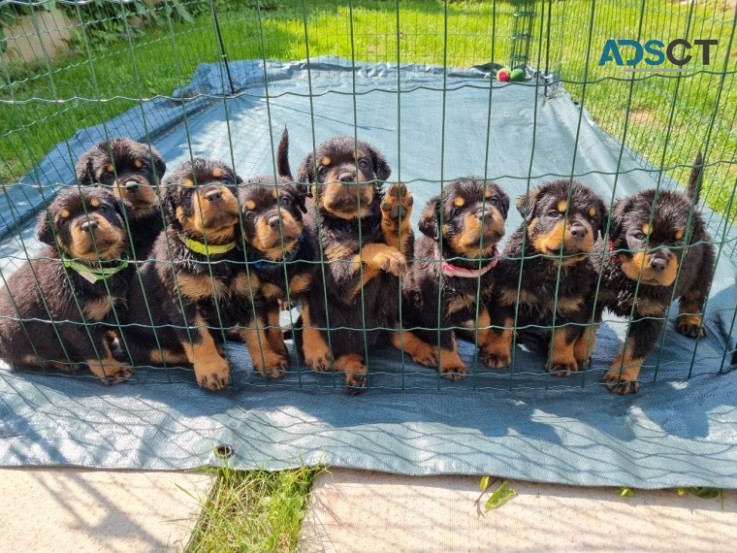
178 233 236 256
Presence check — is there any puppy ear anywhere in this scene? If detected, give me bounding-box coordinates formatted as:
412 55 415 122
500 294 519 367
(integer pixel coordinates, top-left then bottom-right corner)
151 149 166 180
293 189 308 214
418 196 441 240
496 187 511 219
369 146 391 182
36 209 55 245
75 149 96 185
516 188 540 221
609 197 632 240
162 181 180 226
295 153 314 197
114 196 134 223
597 199 610 240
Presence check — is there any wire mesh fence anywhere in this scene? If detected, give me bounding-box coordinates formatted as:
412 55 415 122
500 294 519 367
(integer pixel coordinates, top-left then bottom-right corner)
0 0 735 396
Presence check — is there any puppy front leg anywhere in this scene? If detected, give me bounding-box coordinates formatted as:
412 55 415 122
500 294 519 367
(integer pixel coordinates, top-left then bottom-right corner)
602 317 663 395
350 243 407 298
178 312 230 391
480 301 515 369
677 288 708 338
299 300 333 372
547 322 582 376
264 300 287 358
381 183 414 259
240 315 289 380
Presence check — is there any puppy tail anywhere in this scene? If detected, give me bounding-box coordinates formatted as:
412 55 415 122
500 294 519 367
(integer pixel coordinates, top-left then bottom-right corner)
687 152 704 204
277 127 293 180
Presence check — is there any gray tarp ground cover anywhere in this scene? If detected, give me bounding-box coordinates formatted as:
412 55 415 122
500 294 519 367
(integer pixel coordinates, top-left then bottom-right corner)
1 58 736 488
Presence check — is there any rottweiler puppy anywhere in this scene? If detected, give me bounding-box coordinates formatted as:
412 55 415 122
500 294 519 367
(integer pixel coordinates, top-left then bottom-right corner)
486 179 608 373
76 137 166 259
0 187 134 383
239 128 314 363
118 158 285 390
596 154 715 394
293 136 414 393
400 177 509 379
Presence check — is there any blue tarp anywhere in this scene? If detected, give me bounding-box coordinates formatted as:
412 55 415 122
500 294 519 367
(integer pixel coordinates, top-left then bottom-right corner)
1 58 736 487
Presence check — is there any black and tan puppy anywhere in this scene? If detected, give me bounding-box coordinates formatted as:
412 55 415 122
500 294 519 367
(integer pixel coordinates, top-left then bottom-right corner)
400 177 509 379
293 136 414 393
239 129 314 363
596 154 715 394
486 179 608 373
118 158 285 390
0 187 134 383
76 137 166 259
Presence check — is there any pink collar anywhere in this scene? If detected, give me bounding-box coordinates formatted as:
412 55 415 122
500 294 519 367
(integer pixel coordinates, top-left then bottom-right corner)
441 247 499 279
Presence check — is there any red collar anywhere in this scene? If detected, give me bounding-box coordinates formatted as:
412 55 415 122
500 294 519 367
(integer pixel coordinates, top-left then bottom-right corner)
441 246 499 278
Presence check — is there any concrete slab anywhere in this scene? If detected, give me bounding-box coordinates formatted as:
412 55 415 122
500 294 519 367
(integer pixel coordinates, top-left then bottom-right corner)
0 468 213 553
300 469 737 552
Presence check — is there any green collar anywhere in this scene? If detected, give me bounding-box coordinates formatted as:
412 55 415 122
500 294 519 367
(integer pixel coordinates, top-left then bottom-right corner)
178 233 236 256
62 255 129 284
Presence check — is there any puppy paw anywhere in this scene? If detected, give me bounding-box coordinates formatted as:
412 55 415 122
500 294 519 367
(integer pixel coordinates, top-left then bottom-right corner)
381 183 413 223
440 363 467 381
375 247 407 276
253 350 289 380
547 361 579 377
100 367 134 385
601 369 640 395
194 357 230 391
676 318 707 339
345 371 367 395
304 346 333 372
335 354 367 395
87 358 134 385
480 347 511 369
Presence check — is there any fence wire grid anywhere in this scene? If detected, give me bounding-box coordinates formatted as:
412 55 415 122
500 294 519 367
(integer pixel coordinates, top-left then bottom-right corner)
0 0 736 398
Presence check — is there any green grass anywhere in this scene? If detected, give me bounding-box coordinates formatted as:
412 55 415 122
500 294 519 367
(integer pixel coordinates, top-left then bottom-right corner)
1 0 736 221
187 465 323 553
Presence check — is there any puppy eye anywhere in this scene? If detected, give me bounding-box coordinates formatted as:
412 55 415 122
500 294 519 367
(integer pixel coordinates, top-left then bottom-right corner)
280 196 292 207
317 166 328 176
487 195 498 206
547 209 561 218
631 231 646 241
245 211 256 221
220 176 232 185
357 159 369 170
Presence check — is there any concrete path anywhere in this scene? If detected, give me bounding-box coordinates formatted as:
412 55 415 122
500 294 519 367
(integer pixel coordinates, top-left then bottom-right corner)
2 467 737 552
0 468 213 553
300 469 737 552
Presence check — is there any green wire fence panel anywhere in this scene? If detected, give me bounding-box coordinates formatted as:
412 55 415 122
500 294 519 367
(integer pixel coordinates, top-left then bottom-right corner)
0 0 735 398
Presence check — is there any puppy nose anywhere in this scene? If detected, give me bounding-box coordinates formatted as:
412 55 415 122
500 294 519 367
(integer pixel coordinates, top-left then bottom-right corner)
125 180 139 193
80 219 99 232
569 223 587 240
649 256 668 271
204 188 222 202
476 210 493 224
268 216 281 229
339 172 355 183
